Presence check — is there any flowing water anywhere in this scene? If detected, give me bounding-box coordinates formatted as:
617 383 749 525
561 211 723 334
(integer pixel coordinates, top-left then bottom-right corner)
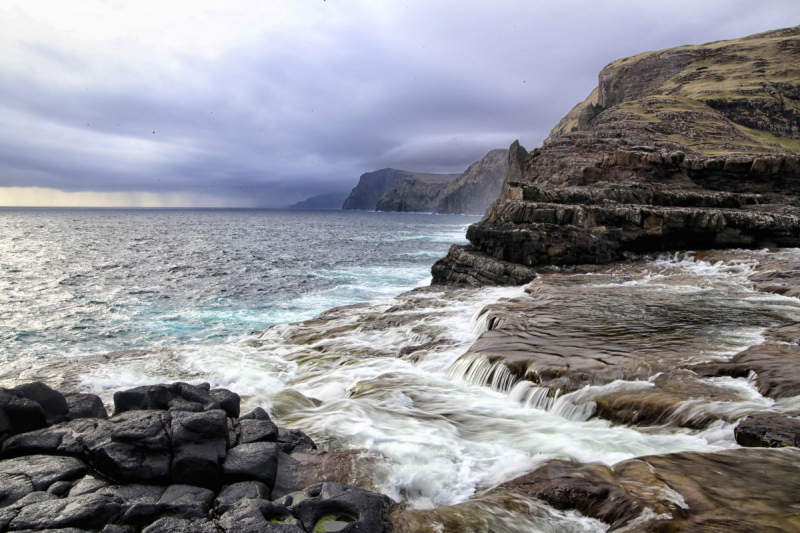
3 208 800 531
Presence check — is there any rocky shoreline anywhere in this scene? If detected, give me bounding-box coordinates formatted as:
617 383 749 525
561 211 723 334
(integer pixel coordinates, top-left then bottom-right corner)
0 381 393 533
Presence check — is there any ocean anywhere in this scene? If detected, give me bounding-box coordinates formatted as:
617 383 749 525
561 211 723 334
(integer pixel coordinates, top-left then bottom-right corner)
3 207 800 530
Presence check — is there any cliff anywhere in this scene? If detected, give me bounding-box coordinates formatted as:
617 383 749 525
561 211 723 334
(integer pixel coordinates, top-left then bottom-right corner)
436 149 509 215
374 172 461 212
342 169 459 211
433 25 800 286
288 192 348 209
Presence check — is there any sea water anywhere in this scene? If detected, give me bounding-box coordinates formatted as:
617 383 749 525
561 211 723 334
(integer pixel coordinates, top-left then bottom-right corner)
0 208 474 363
3 207 800 530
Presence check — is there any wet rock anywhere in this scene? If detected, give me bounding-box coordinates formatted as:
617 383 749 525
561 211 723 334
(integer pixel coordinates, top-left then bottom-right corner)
276 428 316 454
210 389 241 419
0 391 49 435
222 442 278 488
238 418 278 445
169 410 228 489
46 481 73 497
113 385 172 414
2 418 98 458
213 481 270 515
0 455 87 507
169 383 221 412
8 493 122 531
735 413 800 448
65 393 108 420
12 383 69 424
69 475 110 497
280 482 393 533
218 499 303 533
495 448 800 532
81 410 172 485
142 517 222 533
431 244 537 287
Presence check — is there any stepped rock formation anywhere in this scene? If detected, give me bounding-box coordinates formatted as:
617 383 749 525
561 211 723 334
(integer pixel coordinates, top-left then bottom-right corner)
341 169 459 211
436 149 509 215
375 172 461 213
433 25 800 286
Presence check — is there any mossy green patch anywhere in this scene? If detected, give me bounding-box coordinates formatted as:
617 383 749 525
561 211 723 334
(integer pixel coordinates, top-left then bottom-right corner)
314 514 355 532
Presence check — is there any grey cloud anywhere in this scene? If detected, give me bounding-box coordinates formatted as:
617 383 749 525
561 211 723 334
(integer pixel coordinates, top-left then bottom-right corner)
1 0 799 206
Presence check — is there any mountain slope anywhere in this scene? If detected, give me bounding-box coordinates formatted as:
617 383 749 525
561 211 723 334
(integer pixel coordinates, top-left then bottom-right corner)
436 149 509 215
433 25 800 286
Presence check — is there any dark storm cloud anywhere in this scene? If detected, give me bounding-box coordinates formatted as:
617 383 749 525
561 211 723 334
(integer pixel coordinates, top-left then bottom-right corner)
1 0 799 206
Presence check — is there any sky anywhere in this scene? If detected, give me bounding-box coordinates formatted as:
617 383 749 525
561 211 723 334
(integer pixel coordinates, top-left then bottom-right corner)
1 1 799 207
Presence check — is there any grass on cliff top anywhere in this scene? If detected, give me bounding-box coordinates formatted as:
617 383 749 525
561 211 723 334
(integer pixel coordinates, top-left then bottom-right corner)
612 96 794 156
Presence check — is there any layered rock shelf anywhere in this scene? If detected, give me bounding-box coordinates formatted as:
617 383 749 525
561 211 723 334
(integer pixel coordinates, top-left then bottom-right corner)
0 381 393 533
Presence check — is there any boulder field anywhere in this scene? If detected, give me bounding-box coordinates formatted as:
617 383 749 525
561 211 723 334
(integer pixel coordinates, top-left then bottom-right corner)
0 381 393 533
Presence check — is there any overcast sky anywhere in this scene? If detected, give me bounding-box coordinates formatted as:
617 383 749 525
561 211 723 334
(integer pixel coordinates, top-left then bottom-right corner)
1 1 799 207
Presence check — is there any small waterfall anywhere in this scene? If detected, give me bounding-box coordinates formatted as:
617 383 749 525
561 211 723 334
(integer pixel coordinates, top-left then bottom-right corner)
469 307 503 335
448 352 518 393
506 381 559 411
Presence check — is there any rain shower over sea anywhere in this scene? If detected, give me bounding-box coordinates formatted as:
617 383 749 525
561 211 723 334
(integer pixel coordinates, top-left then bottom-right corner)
3 207 800 530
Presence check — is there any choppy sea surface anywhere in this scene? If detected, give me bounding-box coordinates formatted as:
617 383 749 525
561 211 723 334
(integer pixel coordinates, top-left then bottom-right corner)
0 208 474 363
3 208 800 531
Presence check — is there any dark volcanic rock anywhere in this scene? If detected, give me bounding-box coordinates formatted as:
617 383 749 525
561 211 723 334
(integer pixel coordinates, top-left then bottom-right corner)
169 410 228 489
218 499 303 533
279 482 394 533
222 442 279 488
209 389 240 419
11 383 69 423
65 393 108 420
213 481 270 515
735 413 800 448
375 173 462 213
143 517 222 533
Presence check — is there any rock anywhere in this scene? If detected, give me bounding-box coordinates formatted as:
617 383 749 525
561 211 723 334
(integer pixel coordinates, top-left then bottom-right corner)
169 383 220 412
81 410 172 485
280 482 394 533
375 173 462 213
735 413 800 448
156 484 215 520
437 149 510 215
218 499 303 533
142 517 222 533
169 410 228 489
2 418 98 458
69 475 110 497
0 455 87 506
65 393 108 420
12 382 69 423
100 484 165 526
342 169 459 211
431 26 800 283
46 481 73 497
431 244 537 287
113 385 172 414
8 493 122 531
276 428 316 454
0 390 49 435
209 389 240 419
222 442 279 488
213 481 270 515
238 418 278 445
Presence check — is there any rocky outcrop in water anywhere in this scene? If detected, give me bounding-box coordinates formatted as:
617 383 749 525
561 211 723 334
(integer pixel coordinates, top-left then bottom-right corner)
375 173 461 213
342 169 459 211
288 192 349 210
436 149 509 215
433 25 800 286
0 381 394 533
